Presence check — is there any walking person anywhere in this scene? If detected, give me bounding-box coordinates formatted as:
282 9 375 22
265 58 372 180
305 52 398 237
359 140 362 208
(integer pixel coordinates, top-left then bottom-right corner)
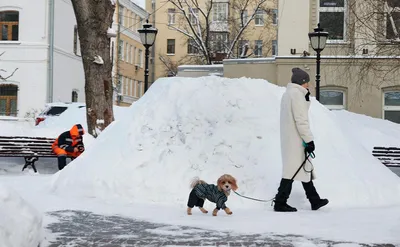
273 68 329 212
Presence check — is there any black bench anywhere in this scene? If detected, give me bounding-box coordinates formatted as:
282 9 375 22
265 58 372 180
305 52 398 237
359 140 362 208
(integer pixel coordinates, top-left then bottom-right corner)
372 146 400 167
0 136 58 172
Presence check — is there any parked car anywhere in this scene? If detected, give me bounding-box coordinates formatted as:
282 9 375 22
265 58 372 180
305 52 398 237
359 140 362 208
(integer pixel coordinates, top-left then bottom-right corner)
35 102 86 126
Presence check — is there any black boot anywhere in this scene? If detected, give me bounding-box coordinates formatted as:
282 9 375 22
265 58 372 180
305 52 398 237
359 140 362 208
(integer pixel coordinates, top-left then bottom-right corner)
302 181 329 210
274 178 297 212
58 156 67 170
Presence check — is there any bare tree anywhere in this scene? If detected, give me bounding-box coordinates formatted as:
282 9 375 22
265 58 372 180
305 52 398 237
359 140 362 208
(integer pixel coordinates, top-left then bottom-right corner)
0 52 18 81
165 0 276 65
71 0 115 137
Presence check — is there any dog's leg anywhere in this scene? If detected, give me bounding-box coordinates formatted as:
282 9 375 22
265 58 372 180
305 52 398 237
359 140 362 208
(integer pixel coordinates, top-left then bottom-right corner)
224 207 233 215
212 208 219 216
187 207 192 215
199 207 208 214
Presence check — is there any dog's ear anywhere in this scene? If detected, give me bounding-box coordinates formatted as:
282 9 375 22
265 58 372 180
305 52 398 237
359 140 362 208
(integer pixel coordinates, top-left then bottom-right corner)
217 176 223 187
230 176 238 191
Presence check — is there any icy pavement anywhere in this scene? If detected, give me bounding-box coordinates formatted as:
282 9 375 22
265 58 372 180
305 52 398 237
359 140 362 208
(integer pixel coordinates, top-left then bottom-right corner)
45 210 395 247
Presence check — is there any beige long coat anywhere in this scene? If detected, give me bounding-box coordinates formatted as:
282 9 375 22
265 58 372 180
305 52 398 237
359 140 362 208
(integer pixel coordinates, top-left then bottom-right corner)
280 83 315 182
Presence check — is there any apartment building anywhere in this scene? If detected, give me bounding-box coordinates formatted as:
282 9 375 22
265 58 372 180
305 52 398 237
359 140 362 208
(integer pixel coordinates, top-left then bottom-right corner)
224 0 400 123
0 0 85 117
112 0 148 106
145 0 278 81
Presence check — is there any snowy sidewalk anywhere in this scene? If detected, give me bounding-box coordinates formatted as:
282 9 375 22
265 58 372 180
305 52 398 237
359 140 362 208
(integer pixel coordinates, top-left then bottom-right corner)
45 210 395 247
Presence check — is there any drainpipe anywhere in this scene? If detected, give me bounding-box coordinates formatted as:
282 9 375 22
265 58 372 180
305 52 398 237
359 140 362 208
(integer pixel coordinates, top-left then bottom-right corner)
47 0 55 103
151 0 156 83
116 0 121 105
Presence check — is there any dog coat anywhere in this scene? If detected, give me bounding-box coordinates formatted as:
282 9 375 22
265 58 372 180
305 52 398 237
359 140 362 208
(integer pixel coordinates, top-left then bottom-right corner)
193 183 228 210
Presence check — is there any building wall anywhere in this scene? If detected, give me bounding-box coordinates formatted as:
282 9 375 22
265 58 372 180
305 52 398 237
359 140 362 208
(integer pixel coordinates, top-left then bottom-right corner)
114 0 148 106
148 0 278 82
277 0 310 56
0 0 49 117
224 57 400 120
52 0 85 103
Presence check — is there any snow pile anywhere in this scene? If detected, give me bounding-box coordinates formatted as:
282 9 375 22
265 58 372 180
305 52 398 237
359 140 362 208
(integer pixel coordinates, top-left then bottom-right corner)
0 183 42 247
333 110 400 152
51 76 400 209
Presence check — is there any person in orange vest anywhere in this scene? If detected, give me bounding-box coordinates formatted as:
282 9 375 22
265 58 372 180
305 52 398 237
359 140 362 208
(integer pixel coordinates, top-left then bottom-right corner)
52 124 85 170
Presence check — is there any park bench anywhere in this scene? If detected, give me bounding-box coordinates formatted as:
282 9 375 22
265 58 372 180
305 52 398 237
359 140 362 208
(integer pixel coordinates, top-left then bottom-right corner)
0 136 58 173
372 146 400 167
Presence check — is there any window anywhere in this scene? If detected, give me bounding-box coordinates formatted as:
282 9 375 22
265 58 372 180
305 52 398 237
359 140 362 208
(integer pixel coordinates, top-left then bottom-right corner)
211 32 228 52
0 11 19 41
168 8 175 24
238 40 248 57
189 8 199 25
132 80 137 97
187 39 199 54
272 40 277 56
383 91 400 123
124 77 129 95
136 81 142 97
73 25 81 56
127 44 131 63
139 81 143 96
128 79 132 96
133 47 136 64
118 75 123 93
320 89 346 110
319 0 346 41
0 84 18 116
240 10 248 27
255 9 264 26
118 40 123 60
138 49 143 67
254 40 263 56
212 3 228 22
384 0 400 39
71 91 78 102
272 9 278 25
167 39 175 54
119 5 124 25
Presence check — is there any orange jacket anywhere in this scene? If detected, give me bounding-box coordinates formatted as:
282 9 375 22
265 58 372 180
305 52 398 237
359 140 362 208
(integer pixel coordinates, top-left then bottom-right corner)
52 124 85 153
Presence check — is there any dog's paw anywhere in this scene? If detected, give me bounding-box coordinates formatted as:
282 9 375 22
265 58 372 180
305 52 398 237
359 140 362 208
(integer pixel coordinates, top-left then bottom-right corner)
224 208 233 215
199 207 208 214
212 208 218 216
187 208 192 215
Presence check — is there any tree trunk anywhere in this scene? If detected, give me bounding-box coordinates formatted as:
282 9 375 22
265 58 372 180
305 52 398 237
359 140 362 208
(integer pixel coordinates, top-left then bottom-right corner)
71 0 115 137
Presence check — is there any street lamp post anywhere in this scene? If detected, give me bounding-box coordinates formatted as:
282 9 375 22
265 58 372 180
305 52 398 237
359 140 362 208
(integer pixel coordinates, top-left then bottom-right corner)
308 23 329 101
138 20 158 93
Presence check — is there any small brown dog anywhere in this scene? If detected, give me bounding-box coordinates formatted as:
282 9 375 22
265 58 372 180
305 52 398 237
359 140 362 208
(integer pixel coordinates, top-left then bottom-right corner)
187 174 238 216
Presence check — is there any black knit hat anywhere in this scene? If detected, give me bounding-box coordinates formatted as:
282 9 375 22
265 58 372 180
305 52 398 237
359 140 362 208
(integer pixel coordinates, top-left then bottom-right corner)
291 68 310 85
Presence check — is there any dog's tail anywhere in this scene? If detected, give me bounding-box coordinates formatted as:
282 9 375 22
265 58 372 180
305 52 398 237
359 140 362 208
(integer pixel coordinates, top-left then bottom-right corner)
190 177 207 188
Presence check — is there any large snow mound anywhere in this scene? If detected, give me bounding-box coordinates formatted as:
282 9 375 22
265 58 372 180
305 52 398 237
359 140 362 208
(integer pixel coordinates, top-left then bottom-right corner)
0 183 42 247
51 76 400 209
333 110 400 152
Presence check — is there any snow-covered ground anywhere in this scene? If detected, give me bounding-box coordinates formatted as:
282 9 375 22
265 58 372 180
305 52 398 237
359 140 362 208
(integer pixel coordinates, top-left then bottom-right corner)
1 76 400 246
0 183 42 247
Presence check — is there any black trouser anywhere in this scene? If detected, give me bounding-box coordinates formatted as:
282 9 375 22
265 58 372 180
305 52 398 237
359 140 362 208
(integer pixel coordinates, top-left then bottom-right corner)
275 178 320 203
58 156 67 170
187 189 205 208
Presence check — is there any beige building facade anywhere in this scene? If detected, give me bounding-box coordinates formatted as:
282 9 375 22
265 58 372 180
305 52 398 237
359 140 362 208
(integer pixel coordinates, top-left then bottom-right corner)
223 0 400 124
146 0 278 81
112 0 149 106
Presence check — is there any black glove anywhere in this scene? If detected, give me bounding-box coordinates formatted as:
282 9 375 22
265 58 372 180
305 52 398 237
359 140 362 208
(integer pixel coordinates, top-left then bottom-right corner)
305 141 315 153
77 144 85 152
